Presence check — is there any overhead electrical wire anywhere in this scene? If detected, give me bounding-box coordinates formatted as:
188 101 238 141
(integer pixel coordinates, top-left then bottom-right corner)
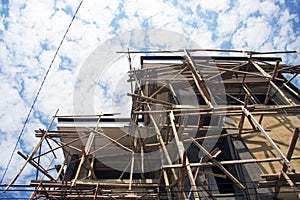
0 0 84 184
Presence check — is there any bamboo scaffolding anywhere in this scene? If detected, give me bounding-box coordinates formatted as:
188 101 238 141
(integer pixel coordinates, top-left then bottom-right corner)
4 50 300 199
4 109 59 192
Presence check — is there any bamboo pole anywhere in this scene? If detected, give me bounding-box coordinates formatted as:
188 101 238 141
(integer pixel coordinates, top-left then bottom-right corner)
169 111 199 199
88 128 132 152
71 131 96 187
259 60 280 123
148 110 178 181
238 94 249 137
274 128 299 198
191 138 245 190
162 169 172 200
32 134 88 160
4 109 59 192
72 114 102 186
242 107 291 167
55 156 67 181
17 151 55 181
128 93 172 107
132 65 188 112
184 49 213 107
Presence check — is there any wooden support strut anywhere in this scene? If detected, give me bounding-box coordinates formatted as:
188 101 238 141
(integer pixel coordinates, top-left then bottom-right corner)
131 65 188 112
259 60 280 123
162 169 172 200
251 60 292 105
238 93 249 137
184 49 214 107
17 151 55 181
72 114 102 187
242 107 291 167
191 138 246 190
147 108 178 181
169 111 200 199
4 109 59 192
71 132 96 187
273 128 299 198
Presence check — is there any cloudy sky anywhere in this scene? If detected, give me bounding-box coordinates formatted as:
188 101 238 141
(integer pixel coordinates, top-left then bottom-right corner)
0 0 299 198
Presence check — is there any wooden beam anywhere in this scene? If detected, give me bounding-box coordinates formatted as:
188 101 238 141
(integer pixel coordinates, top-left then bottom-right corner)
90 133 129 155
132 65 188 112
89 128 132 152
259 60 280 123
269 80 293 104
71 113 102 187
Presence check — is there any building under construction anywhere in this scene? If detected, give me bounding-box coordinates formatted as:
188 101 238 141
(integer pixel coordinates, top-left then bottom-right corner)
2 49 300 199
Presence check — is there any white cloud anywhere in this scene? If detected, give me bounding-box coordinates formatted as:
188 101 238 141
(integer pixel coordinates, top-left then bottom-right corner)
232 16 272 50
198 0 230 12
217 10 240 36
235 0 261 20
0 82 28 133
259 0 281 20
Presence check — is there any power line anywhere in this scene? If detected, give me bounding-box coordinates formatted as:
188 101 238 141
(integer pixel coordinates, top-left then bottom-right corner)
0 0 84 184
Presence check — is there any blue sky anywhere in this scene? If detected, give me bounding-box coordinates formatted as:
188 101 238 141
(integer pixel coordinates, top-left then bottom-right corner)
0 0 299 198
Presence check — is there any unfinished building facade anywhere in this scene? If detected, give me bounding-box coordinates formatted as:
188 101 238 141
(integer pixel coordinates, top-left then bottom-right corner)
2 49 300 199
